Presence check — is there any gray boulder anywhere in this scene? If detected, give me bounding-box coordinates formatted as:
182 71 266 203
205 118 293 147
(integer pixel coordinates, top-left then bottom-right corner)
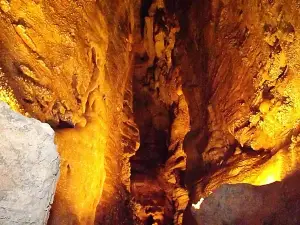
0 102 59 224
191 174 300 225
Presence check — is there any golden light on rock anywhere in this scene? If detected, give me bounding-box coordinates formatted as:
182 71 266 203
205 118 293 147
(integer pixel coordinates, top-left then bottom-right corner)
49 115 108 224
2 0 300 224
202 129 300 200
0 86 20 112
0 71 21 112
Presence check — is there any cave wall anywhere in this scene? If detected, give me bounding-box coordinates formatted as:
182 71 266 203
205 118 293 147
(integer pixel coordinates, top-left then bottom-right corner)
0 0 139 224
0 0 190 224
172 0 300 213
2 0 300 224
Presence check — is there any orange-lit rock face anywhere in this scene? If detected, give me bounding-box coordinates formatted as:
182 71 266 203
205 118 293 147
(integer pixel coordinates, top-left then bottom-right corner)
0 0 137 224
0 70 21 112
3 0 300 224
0 0 110 125
49 102 108 223
176 0 300 203
204 0 300 153
127 1 191 224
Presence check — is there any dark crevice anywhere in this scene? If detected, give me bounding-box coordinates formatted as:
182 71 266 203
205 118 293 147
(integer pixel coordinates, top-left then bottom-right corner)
140 0 153 37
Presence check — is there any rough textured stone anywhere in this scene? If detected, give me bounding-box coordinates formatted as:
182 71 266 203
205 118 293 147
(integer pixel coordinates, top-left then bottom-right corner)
3 0 300 224
0 101 59 225
129 1 190 224
191 172 300 225
0 0 141 223
168 0 300 213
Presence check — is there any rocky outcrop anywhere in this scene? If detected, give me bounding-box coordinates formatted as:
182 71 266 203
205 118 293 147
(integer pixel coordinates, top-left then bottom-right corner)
0 0 140 224
3 0 300 224
168 0 300 212
192 172 300 225
0 101 59 225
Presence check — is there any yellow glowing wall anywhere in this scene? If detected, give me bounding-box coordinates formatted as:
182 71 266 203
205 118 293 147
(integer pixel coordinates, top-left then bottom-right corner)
49 117 107 224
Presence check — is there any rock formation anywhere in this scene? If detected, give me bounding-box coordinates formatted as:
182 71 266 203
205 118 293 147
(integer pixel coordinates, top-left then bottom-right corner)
1 0 300 224
173 0 300 210
192 172 300 225
129 1 190 224
0 101 59 225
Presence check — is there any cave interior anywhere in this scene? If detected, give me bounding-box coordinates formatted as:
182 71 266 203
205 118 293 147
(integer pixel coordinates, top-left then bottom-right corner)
1 0 300 224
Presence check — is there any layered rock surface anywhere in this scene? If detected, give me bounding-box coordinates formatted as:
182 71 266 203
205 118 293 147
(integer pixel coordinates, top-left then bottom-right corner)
2 0 300 224
0 0 140 224
169 0 300 210
0 101 59 225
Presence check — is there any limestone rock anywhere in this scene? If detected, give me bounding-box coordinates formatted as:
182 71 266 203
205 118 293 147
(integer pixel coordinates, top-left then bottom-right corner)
0 101 59 225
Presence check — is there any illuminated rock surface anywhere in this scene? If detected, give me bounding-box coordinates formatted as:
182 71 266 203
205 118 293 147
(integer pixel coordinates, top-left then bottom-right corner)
0 0 140 224
174 0 300 214
123 1 190 224
0 101 59 225
2 0 300 224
